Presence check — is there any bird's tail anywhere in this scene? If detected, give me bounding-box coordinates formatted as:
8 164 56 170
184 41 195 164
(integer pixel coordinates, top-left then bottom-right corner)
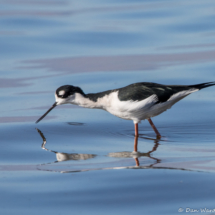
189 82 215 90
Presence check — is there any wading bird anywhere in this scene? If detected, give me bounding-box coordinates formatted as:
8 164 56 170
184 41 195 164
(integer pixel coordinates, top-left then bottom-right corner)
36 82 215 142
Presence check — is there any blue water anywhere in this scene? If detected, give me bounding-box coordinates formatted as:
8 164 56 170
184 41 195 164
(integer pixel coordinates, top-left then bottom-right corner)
1 0 215 214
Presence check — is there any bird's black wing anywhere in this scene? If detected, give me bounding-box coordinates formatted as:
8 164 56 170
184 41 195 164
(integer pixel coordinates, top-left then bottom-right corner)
118 82 193 103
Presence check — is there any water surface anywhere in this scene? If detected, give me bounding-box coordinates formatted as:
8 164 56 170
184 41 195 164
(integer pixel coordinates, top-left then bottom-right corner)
1 0 215 214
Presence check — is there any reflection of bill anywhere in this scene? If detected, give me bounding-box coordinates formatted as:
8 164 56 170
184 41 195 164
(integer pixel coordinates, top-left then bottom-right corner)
36 128 96 162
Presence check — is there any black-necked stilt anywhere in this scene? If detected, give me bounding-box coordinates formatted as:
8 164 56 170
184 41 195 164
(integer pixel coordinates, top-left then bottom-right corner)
36 81 215 139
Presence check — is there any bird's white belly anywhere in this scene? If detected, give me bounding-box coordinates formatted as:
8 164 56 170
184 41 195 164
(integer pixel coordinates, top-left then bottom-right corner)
106 98 157 123
102 91 158 123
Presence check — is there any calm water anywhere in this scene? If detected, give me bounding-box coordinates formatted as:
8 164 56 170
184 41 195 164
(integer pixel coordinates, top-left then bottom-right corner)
1 0 215 214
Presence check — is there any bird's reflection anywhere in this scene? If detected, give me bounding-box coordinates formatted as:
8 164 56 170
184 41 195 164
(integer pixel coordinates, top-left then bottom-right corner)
36 128 96 162
108 135 161 167
36 127 161 170
35 128 198 174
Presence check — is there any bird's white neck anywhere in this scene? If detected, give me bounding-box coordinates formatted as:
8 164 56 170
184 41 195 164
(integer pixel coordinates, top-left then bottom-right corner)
70 93 104 109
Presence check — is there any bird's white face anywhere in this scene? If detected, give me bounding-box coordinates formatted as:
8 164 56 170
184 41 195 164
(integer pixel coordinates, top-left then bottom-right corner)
55 91 76 105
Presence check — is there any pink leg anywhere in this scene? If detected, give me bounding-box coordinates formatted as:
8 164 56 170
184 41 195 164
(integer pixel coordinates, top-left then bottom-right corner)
133 131 139 165
135 123 139 136
134 123 139 152
148 118 161 138
134 135 138 152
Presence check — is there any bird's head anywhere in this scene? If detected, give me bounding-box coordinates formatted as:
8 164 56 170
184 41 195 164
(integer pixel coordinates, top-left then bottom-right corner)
55 85 85 105
36 85 85 123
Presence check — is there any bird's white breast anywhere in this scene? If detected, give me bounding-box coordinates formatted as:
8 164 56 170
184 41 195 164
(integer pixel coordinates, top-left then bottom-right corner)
97 91 157 123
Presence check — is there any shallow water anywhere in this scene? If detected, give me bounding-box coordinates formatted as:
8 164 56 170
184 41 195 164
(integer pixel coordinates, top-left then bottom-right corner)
1 0 215 214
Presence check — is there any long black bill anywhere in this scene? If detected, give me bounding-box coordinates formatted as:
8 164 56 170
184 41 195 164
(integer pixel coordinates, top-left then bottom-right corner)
35 102 57 124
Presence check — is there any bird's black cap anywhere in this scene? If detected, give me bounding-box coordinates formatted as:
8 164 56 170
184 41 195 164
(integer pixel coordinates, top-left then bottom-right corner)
56 85 85 98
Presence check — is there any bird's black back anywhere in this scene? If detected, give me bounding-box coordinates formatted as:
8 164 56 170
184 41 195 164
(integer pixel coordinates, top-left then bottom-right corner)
118 82 191 103
86 82 215 103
